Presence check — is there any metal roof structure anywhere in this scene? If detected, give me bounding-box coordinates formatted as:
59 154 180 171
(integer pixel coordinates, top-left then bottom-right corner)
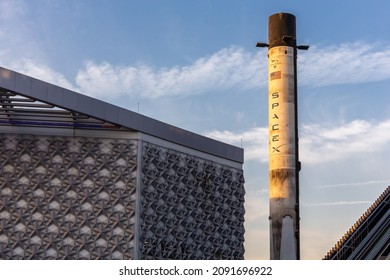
0 67 243 163
324 186 390 260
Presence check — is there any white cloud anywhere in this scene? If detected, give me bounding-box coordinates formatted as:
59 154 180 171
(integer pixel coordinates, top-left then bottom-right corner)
303 201 371 207
314 179 390 189
9 59 76 91
206 127 268 162
75 47 266 99
299 42 390 87
300 119 390 164
2 38 390 101
206 119 390 165
0 0 64 87
72 42 390 99
0 2 390 101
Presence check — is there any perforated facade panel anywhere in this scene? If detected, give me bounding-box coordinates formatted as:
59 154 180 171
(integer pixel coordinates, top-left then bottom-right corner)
140 142 245 259
0 134 138 259
0 132 245 259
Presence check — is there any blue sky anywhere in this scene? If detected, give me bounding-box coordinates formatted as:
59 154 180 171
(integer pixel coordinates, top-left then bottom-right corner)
2 0 390 259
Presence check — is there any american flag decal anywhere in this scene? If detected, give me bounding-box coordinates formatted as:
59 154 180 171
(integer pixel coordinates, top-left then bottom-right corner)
270 71 281 80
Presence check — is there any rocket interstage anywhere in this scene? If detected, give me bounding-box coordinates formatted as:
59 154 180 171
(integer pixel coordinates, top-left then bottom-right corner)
257 12 307 260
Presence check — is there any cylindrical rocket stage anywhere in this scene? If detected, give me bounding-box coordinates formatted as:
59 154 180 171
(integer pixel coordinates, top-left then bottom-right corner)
267 13 300 260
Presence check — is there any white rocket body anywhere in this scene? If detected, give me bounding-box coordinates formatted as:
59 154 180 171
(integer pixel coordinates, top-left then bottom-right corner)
268 45 298 260
257 12 303 260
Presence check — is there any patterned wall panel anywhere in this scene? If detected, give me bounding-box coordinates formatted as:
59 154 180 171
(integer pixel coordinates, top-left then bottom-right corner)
140 142 245 260
0 134 137 259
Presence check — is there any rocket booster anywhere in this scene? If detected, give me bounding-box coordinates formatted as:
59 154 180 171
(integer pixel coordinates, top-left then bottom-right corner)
267 13 300 260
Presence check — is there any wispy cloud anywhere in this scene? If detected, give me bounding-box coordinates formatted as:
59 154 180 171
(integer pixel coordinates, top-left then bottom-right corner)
206 119 390 164
314 179 390 189
73 42 390 99
299 42 390 87
75 47 265 99
9 59 76 91
300 119 390 163
0 0 74 90
1 2 390 100
2 39 390 100
303 201 371 207
205 127 268 161
0 0 42 65
1 3 390 102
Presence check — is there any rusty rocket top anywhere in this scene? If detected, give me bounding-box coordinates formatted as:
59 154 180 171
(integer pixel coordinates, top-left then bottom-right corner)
268 13 297 48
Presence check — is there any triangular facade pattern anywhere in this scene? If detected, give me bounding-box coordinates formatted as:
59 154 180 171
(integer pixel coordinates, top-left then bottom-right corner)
0 134 246 259
0 134 137 259
139 142 245 259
